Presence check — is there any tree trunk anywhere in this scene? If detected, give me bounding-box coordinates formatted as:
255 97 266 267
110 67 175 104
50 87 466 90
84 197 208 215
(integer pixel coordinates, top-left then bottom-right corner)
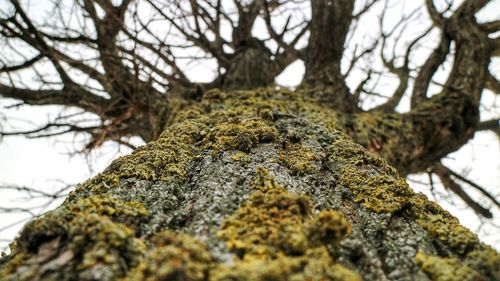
0 89 498 281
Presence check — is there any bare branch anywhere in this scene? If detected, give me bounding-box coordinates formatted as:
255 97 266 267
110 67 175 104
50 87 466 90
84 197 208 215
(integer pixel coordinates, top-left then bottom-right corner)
353 0 380 19
442 163 500 209
411 33 451 108
0 122 97 139
433 163 493 218
352 70 372 104
477 119 500 132
374 25 433 112
425 0 446 27
0 84 107 114
477 119 500 140
480 20 500 33
0 54 44 72
484 72 500 94
344 40 378 78
491 37 500 57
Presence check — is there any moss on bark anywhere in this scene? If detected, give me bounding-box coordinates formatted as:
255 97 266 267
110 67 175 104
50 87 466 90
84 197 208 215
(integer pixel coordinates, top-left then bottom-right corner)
0 88 497 281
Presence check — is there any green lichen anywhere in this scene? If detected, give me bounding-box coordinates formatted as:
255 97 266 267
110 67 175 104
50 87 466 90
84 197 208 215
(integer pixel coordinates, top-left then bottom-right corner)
0 253 31 280
350 111 414 174
340 167 413 213
206 119 279 152
230 151 251 161
124 230 213 281
415 251 483 281
70 88 342 197
279 143 320 175
213 168 359 280
331 135 415 213
2 195 148 281
72 195 148 218
211 247 361 281
201 88 341 133
74 116 208 195
410 194 478 253
304 210 352 248
329 136 397 175
74 213 145 271
328 129 500 279
330 131 479 254
464 246 500 280
351 112 408 155
330 133 481 255
2 87 496 280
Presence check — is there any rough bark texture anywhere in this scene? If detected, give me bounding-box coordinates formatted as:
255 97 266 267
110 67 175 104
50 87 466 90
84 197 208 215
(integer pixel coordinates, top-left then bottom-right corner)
1 88 498 281
301 0 358 112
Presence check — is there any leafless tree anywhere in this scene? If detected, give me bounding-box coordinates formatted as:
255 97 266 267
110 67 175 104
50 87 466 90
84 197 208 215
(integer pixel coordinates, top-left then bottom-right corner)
1 0 497 218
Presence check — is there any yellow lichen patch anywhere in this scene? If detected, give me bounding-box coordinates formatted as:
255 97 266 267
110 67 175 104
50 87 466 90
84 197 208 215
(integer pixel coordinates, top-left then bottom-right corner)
338 158 478 254
329 130 485 255
124 230 213 281
19 195 148 242
2 195 148 280
206 119 279 152
0 253 31 280
73 213 146 271
331 134 480 255
340 168 413 213
410 195 478 254
72 88 342 195
465 246 500 280
73 88 342 195
71 195 148 218
201 88 340 133
214 168 360 280
329 137 396 175
210 247 361 281
252 166 281 192
304 210 352 248
230 151 250 161
415 251 483 281
279 143 320 175
216 185 312 258
202 89 284 123
78 118 208 195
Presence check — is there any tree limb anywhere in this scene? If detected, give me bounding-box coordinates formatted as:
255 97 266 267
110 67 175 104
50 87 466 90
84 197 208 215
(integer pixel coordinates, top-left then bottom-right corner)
0 84 108 114
411 32 451 108
433 163 493 218
301 0 357 112
484 72 500 94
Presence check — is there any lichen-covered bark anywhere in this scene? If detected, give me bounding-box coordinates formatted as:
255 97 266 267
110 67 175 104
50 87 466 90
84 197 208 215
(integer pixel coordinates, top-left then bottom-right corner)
349 91 478 176
0 89 498 281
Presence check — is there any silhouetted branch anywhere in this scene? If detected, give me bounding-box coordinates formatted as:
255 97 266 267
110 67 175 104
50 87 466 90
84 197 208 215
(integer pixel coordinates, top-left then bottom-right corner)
433 163 493 218
485 72 500 94
0 183 74 240
411 32 451 108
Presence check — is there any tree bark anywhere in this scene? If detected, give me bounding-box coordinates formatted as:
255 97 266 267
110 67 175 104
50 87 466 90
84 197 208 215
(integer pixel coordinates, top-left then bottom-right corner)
301 0 358 113
0 88 498 281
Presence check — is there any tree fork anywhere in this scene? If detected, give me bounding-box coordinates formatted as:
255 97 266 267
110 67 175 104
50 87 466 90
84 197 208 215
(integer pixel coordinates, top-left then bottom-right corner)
301 0 357 113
